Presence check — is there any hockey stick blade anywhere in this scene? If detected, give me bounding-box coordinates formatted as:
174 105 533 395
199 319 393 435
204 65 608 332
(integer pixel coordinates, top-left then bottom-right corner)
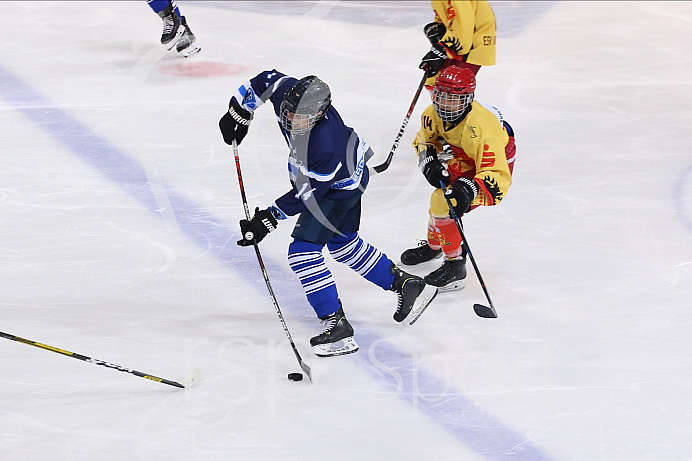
290 340 312 382
300 360 313 383
473 303 497 319
371 161 392 174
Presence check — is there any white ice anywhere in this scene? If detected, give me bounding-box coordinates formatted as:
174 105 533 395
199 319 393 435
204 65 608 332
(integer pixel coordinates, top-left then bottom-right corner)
1 1 692 460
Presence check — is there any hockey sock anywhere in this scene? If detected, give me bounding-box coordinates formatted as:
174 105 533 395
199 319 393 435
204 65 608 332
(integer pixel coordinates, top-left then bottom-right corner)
426 218 442 250
432 217 463 259
288 239 340 318
328 232 394 290
148 0 181 17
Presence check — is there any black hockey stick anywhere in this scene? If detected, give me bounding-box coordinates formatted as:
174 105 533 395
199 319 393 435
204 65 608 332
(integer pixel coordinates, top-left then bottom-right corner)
0 330 185 388
232 140 313 383
440 181 498 318
370 72 428 174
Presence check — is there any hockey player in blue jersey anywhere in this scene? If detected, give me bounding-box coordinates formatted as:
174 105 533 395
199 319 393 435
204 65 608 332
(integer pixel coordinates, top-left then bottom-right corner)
219 70 438 357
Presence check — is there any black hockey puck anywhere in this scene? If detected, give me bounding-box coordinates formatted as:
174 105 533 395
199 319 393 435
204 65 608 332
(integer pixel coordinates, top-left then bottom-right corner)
287 372 303 382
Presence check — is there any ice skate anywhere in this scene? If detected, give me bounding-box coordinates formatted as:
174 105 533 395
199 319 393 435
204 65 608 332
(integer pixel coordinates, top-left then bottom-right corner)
438 141 454 163
158 5 184 50
424 258 467 292
390 264 438 325
310 305 359 357
175 17 201 57
400 240 443 266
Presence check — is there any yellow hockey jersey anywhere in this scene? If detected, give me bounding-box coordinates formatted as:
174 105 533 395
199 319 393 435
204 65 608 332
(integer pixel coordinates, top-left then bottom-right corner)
431 0 496 66
413 101 512 208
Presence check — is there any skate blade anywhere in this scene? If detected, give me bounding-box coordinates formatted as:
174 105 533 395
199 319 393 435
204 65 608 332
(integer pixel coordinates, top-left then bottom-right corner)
436 280 466 293
312 337 359 357
179 43 201 57
406 284 439 326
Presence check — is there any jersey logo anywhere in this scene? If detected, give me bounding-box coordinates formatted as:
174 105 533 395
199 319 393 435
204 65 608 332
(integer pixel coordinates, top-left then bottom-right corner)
441 36 462 55
481 144 495 168
481 175 503 204
445 1 456 20
468 125 477 138
242 88 258 108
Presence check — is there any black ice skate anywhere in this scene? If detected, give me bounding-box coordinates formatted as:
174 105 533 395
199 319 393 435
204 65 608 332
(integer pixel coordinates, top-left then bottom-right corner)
310 305 359 357
158 4 184 50
424 258 467 292
390 264 438 325
400 241 443 266
175 17 201 57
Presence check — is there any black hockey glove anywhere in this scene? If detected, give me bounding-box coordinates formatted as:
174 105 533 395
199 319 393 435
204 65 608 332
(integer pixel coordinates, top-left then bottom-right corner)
420 147 450 188
237 207 278 246
419 43 448 78
444 177 479 216
219 99 253 146
423 21 446 46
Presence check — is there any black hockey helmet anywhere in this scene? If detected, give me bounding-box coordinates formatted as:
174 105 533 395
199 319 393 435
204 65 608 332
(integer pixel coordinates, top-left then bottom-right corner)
280 76 331 135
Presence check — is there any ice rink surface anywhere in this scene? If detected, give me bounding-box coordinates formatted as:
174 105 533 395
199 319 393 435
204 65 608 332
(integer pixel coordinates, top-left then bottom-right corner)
1 1 692 460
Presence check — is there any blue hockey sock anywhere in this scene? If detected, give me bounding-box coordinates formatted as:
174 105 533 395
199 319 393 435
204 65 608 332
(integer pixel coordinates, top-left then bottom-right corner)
288 239 340 318
148 0 181 17
328 233 394 290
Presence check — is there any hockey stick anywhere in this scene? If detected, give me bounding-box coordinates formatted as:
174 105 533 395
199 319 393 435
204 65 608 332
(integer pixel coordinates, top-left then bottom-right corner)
370 72 428 174
440 181 498 318
232 140 313 383
0 330 185 388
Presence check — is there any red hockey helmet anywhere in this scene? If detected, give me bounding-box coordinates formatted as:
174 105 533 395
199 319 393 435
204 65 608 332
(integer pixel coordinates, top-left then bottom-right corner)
432 66 476 122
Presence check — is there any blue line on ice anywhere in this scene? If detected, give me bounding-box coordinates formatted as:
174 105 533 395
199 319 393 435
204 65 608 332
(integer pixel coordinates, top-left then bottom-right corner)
0 62 553 461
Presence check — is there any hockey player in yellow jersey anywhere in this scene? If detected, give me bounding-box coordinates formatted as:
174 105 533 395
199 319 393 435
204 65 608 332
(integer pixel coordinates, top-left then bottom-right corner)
420 0 496 84
400 65 516 291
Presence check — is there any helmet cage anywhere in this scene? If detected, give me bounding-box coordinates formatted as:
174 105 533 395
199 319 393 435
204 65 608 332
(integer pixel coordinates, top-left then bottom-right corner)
279 106 323 135
432 87 473 122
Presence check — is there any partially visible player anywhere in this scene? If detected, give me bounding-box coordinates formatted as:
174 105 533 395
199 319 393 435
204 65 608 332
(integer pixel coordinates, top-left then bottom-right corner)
401 65 516 291
403 0 499 272
147 0 200 57
419 0 496 87
218 70 438 357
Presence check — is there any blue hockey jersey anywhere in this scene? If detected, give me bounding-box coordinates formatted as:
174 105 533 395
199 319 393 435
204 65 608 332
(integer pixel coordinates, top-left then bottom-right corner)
230 70 372 219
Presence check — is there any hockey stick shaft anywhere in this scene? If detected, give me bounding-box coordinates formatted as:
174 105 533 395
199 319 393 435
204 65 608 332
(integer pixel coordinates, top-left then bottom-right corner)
232 141 313 382
0 330 185 388
371 73 428 174
440 181 498 318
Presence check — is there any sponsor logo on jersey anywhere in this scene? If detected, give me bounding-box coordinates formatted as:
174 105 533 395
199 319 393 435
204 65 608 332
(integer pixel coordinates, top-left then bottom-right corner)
481 144 495 168
445 1 456 20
